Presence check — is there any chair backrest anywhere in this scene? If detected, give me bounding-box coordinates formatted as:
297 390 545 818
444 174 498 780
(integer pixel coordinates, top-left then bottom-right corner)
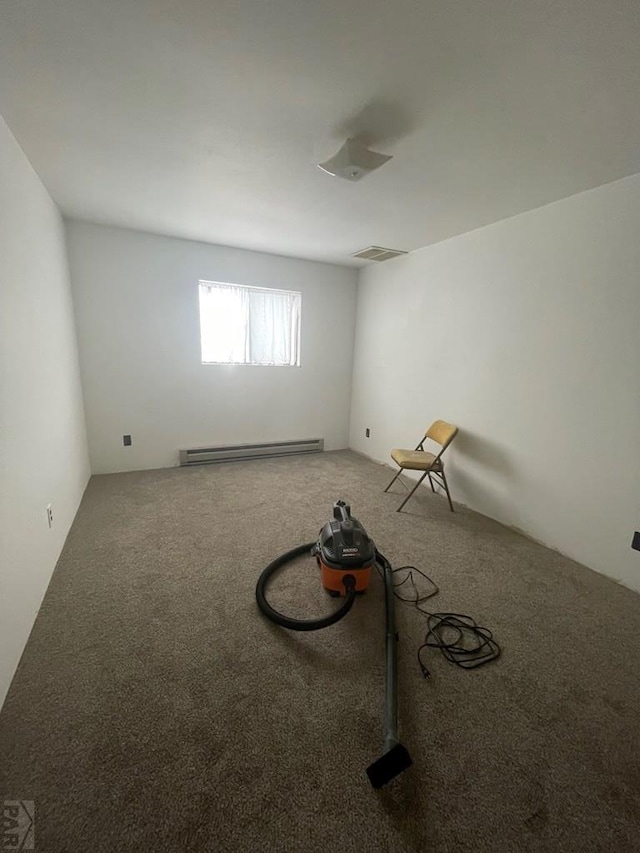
425 420 458 452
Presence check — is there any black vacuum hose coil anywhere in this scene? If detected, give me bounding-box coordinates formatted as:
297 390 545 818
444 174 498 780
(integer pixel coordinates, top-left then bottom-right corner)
255 542 357 632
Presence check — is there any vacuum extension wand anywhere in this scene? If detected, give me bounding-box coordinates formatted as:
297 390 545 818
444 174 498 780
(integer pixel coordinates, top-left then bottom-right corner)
366 549 413 788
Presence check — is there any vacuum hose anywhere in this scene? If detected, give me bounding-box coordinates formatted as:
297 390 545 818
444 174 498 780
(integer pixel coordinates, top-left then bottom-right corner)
255 542 357 632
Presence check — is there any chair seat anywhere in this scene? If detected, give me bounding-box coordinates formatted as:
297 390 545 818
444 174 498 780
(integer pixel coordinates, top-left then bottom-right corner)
390 449 443 471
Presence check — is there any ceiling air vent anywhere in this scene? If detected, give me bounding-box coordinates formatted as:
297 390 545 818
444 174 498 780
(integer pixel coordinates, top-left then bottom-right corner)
352 246 408 262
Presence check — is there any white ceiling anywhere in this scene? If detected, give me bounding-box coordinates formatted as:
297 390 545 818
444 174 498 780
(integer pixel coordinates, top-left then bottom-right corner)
1 0 640 266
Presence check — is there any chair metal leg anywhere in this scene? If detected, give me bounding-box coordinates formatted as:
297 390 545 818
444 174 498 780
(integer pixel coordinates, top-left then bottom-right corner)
440 469 454 512
396 472 429 512
384 468 404 493
427 473 435 493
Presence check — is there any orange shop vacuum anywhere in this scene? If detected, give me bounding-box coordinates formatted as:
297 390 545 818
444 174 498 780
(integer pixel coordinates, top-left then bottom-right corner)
255 500 412 788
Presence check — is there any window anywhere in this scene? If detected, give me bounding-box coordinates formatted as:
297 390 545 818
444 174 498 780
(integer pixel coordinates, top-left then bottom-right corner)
198 280 301 366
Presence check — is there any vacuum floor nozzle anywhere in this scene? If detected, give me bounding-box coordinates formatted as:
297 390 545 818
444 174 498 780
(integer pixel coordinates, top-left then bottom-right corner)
366 742 413 789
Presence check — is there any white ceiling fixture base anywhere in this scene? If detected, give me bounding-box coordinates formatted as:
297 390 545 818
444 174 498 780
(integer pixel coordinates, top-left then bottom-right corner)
318 138 392 182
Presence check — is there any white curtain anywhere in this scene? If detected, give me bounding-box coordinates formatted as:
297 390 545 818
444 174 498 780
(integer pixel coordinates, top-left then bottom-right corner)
199 283 249 364
199 282 300 366
248 288 300 366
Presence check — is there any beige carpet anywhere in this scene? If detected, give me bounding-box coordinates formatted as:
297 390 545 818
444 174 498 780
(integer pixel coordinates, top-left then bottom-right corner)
1 450 639 852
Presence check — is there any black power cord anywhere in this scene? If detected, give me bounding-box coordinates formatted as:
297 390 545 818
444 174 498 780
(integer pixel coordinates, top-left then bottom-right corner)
374 550 501 678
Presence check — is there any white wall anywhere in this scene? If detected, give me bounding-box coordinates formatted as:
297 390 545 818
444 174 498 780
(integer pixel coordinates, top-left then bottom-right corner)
350 173 640 592
0 116 90 708
66 222 358 474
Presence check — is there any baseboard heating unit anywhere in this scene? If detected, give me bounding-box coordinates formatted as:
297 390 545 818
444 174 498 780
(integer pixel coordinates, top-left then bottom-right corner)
179 438 324 466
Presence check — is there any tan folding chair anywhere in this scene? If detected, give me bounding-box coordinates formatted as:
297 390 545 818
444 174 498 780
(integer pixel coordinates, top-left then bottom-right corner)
384 420 458 512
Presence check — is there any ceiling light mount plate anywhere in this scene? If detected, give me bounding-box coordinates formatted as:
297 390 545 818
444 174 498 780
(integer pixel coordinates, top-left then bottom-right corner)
318 138 392 182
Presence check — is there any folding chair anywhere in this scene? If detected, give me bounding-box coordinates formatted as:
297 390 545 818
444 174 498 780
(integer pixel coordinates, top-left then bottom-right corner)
384 420 458 512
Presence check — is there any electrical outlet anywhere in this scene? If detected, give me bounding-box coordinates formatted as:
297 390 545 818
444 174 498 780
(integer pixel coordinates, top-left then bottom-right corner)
123 434 132 446
46 504 53 528
632 531 640 552
365 428 370 438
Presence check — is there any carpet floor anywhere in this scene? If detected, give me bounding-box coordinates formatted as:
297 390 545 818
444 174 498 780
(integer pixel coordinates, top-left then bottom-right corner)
1 450 639 852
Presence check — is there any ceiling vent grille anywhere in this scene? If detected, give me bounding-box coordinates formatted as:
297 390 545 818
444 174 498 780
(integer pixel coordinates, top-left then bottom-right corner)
352 246 408 262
